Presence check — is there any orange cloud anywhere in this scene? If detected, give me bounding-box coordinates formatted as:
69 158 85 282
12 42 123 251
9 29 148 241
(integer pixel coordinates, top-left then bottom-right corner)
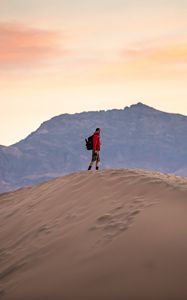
151 44 187 65
88 40 187 84
122 41 187 65
0 22 65 67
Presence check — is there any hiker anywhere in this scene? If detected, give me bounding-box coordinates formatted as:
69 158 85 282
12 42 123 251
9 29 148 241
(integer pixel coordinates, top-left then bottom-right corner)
88 128 101 170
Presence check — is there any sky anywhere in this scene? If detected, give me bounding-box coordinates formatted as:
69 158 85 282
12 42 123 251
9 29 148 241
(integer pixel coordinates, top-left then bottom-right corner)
0 0 187 146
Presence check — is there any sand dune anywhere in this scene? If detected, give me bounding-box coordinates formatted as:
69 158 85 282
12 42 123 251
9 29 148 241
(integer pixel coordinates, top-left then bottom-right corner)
0 169 187 300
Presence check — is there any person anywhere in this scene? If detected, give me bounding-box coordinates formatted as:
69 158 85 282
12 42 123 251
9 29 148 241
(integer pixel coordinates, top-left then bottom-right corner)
88 128 101 170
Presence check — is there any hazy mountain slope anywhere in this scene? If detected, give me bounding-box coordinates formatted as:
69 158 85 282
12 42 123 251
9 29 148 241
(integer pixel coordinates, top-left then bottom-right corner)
0 102 187 192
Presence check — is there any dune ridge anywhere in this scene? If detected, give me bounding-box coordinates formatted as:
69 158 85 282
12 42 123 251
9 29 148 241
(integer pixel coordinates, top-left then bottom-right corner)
0 169 187 300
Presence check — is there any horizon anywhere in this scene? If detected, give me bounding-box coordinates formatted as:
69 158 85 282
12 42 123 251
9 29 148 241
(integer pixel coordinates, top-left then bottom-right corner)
2 102 187 147
1 0 186 145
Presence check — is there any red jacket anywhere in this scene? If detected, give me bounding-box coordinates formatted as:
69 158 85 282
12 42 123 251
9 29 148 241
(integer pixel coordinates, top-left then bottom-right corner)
93 132 101 151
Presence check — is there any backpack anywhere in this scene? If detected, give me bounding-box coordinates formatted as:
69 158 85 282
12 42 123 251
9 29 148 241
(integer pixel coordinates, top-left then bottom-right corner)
85 135 93 150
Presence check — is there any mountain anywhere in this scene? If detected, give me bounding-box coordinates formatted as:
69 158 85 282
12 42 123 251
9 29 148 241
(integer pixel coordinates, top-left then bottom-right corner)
1 102 187 193
1 169 187 300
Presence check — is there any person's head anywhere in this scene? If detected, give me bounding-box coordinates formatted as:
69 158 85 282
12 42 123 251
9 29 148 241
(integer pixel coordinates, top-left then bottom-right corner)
95 128 100 134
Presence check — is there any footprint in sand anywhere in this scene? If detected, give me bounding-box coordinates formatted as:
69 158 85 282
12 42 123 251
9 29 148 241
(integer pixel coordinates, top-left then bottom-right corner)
90 195 157 243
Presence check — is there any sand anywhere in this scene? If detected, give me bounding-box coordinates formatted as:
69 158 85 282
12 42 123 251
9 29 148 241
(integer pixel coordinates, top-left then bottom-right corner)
0 169 187 300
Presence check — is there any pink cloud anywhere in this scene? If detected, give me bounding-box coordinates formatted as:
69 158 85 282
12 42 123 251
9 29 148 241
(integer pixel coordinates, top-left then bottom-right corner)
0 22 66 67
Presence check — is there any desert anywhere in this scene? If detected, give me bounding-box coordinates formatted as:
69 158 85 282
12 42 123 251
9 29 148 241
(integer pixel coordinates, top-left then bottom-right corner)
1 169 187 300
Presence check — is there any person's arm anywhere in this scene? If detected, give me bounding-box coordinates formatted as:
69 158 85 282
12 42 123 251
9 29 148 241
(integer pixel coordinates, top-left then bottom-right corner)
93 135 97 152
98 136 101 151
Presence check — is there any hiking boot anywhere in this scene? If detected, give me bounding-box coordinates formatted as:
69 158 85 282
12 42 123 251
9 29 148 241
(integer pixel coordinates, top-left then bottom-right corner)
96 166 99 170
88 165 92 170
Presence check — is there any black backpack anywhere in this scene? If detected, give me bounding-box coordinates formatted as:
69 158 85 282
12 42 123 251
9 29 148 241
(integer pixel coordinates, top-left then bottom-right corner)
85 135 93 150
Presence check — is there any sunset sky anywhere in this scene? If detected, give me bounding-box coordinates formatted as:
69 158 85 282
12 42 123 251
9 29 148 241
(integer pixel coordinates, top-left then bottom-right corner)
0 0 187 145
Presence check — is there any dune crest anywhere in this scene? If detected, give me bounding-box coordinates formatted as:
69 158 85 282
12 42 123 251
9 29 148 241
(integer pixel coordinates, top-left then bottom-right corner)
0 169 187 300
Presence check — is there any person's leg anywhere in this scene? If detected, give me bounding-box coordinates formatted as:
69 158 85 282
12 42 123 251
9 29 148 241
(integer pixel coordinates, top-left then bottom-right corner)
88 151 96 170
95 152 100 170
88 161 93 170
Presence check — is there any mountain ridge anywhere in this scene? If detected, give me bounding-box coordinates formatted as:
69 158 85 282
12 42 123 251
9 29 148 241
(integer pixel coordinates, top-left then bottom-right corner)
11 102 187 147
1 102 187 193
